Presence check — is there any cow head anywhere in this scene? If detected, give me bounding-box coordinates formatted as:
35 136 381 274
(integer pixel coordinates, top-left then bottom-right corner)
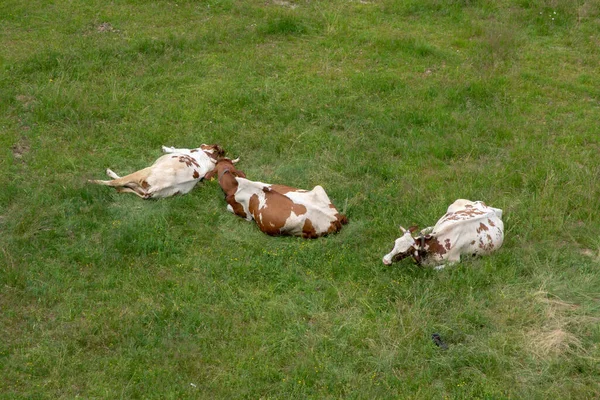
382 226 418 265
201 144 226 160
205 157 246 191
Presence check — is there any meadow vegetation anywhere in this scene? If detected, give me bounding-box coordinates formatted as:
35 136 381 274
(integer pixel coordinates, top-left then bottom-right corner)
1 0 599 398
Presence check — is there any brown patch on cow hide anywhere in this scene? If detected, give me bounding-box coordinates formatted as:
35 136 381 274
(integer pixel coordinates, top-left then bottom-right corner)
178 155 200 168
488 219 496 227
336 213 348 225
424 237 447 256
483 234 495 251
394 246 417 263
193 170 200 179
269 184 302 195
190 149 198 153
226 194 247 219
477 236 495 251
141 180 150 189
302 218 318 239
476 222 489 233
446 208 486 221
327 218 344 235
215 167 246 219
444 238 452 250
291 202 308 216
249 194 283 235
326 212 349 235
249 189 309 236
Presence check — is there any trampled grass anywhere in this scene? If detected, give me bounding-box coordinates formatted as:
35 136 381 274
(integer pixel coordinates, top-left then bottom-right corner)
1 0 599 398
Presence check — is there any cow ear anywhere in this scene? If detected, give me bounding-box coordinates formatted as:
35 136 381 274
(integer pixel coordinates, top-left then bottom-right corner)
408 225 418 233
204 169 217 181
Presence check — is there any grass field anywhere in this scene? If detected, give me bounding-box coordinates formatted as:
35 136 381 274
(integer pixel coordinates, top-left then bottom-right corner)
1 0 600 398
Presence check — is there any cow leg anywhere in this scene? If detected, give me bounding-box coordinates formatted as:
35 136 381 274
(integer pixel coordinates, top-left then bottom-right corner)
106 168 120 179
227 203 251 220
302 231 319 239
434 255 460 271
89 168 152 198
89 179 149 198
226 195 252 221
420 226 434 236
162 146 190 154
116 187 149 199
92 168 151 188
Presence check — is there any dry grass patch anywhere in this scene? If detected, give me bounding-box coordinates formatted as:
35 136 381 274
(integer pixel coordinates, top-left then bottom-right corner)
526 290 587 358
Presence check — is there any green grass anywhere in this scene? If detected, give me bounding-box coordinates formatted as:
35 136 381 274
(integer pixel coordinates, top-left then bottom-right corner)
2 0 600 398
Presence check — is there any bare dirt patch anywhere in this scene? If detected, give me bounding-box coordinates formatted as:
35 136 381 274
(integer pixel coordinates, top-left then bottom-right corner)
273 0 298 9
12 138 30 161
97 22 119 33
581 248 599 261
15 94 36 110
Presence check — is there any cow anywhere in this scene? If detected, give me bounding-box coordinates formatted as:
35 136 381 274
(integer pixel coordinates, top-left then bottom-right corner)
89 144 225 199
382 199 504 269
206 158 348 238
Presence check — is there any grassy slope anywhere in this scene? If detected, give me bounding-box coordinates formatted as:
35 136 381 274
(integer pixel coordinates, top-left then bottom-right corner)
1 0 599 398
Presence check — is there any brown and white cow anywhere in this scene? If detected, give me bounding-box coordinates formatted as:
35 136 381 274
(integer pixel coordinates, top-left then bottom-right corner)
382 199 504 269
89 144 225 199
206 158 348 238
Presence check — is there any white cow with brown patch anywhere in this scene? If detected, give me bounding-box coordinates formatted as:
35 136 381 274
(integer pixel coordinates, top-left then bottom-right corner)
89 144 225 199
206 158 348 238
382 199 504 269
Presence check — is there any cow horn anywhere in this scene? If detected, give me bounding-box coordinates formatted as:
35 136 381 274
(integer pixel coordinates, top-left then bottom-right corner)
232 157 240 164
400 226 407 233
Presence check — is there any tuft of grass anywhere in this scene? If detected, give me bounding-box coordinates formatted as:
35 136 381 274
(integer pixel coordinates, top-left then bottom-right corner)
259 13 313 36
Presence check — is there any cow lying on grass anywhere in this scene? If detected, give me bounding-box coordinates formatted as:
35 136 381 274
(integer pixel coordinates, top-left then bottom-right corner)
89 144 225 199
207 157 348 238
382 199 504 269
